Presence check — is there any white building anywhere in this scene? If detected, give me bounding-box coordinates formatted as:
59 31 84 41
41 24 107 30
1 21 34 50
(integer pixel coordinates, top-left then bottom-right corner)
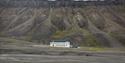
50 40 71 48
48 0 56 1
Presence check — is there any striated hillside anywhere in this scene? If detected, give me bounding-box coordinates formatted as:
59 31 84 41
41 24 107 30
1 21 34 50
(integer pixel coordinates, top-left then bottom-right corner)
0 1 125 48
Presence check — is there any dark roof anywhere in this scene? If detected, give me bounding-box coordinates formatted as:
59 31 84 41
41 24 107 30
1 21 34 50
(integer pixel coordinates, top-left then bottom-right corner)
51 40 69 42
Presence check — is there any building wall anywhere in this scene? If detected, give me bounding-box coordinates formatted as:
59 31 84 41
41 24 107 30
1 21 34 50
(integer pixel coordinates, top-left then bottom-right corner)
50 42 70 47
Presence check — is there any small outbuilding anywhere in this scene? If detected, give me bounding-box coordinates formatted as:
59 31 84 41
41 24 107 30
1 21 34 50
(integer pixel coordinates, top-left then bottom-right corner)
50 40 71 48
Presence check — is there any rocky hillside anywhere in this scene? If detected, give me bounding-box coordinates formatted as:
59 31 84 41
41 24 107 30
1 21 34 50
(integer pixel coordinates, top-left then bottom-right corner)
0 0 125 48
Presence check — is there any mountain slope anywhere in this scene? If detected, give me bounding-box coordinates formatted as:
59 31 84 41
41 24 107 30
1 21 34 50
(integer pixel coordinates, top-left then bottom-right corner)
0 4 125 47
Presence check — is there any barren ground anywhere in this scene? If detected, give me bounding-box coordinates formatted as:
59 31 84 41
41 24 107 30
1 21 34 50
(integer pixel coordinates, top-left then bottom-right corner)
0 44 125 63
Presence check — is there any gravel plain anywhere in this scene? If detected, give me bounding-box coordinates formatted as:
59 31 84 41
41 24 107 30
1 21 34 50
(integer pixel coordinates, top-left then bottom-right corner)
0 54 125 63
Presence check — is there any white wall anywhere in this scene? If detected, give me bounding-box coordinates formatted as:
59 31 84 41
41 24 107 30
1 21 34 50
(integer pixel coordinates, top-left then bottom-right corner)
50 42 70 48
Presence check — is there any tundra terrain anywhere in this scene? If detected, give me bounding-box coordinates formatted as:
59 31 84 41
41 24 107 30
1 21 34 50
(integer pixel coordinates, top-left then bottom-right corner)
0 0 125 63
